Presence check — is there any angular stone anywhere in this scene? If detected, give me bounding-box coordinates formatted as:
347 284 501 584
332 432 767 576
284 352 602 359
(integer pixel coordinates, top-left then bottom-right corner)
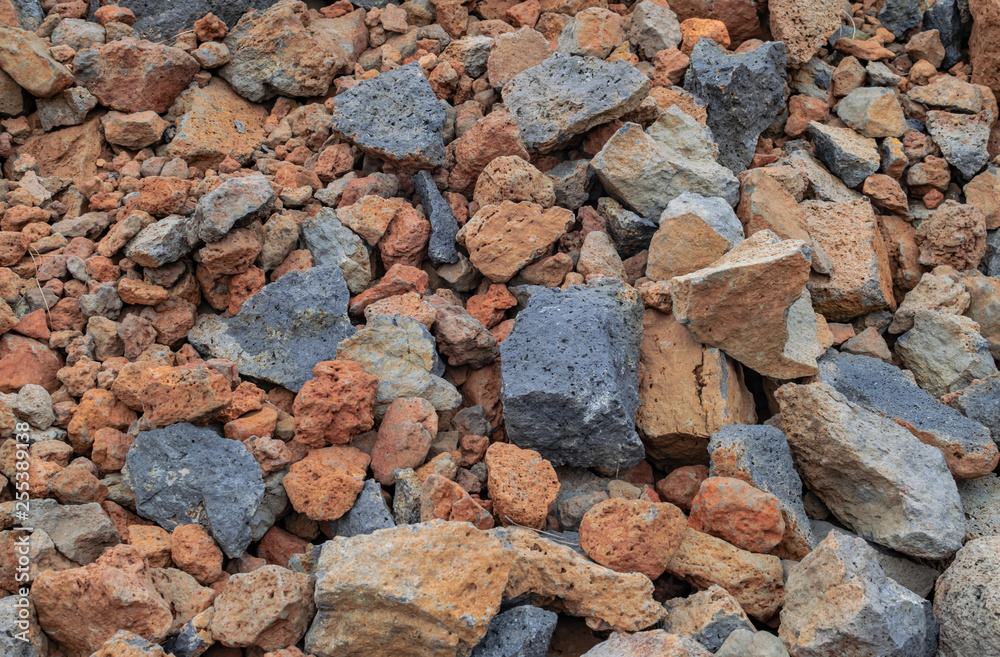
502 53 650 153
637 309 756 467
907 74 985 113
925 110 991 179
470 605 558 657
305 521 513 657
193 174 275 244
878 0 926 37
582 631 711 657
188 265 355 392
487 27 553 89
808 122 880 188
964 165 1000 231
125 423 265 558
211 565 314 651
578 497 687 579
329 478 395 538
669 230 820 379
300 208 371 295
413 170 460 266
684 40 786 172
597 197 656 258
647 193 743 281
0 0 43 30
817 350 997 479
769 0 841 67
23 499 120 564
124 216 196 268
484 442 559 529
283 446 369 521
915 201 987 271
220 0 349 102
626 0 682 58
661 585 755 653
38 88 99 132
715 629 788 657
0 27 74 98
329 61 445 169
946 373 1000 446
776 382 964 559
836 87 907 138
780 530 938 657
896 310 998 398
119 0 282 42
777 142 862 203
500 281 645 469
934 537 1000 657
138 364 233 429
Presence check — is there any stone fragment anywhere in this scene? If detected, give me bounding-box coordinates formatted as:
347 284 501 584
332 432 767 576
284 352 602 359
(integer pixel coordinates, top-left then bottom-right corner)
474 156 555 208
0 26 74 98
964 166 1000 230
370 397 435 486
413 170 460 266
329 61 445 169
431 301 500 368
293 360 377 448
808 122 880 188
305 521 513 657
421 474 494 529
188 265 355 392
23 499 120 564
117 0 284 42
487 27 553 88
582 631 711 656
669 230 820 379
647 193 743 281
915 201 987 271
776 382 964 559
878 0 926 38
193 174 275 244
502 53 650 153
661 585 755 653
780 531 938 657
124 216 196 268
689 477 786 554
895 310 998 398
171 524 223 586
769 0 841 67
627 1 682 58
836 87 907 138
211 565 314 651
282 446 369 521
925 110 991 179
138 364 233 428
329 478 395 538
715 629 788 657
300 208 371 294
37 87 99 132
470 605 558 657
934 537 1000 657
684 40 786 172
578 497 687 579
500 281 645 469
126 423 265 558
484 442 559 529
102 110 168 150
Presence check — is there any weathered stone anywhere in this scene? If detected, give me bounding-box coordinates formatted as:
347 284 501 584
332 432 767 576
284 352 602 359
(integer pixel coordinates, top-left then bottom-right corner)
470 605 558 657
964 166 1000 231
125 216 197 268
283 446 369 521
126 423 265 558
193 175 275 244
0 0 43 30
582 631 711 656
329 61 445 169
484 442 559 529
74 39 198 113
487 27 553 89
500 281 645 469
23 499 120 564
188 265 355 392
211 565 314 651
896 310 998 398
689 477 786 554
684 40 786 172
780 530 938 657
776 382 964 559
915 201 987 271
934 536 1000 657
647 192 743 281
836 87 907 138
578 497 687 579
715 629 788 657
925 110 991 179
661 585 755 652
769 0 841 66
878 0 927 37
0 26 74 98
669 230 820 379
413 170 460 266
37 88 99 132
502 53 650 153
299 208 371 295
808 122 880 188
329 478 395 538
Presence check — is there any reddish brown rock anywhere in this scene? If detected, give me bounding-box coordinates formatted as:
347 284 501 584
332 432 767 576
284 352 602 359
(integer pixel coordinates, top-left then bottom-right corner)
128 525 173 569
0 26 74 98
370 397 437 485
138 365 233 428
211 565 315 651
67 388 138 453
447 110 530 194
473 155 556 208
292 360 377 448
656 465 709 511
171 523 224 585
679 18 730 56
364 292 437 328
0 334 63 393
283 446 370 521
348 263 429 315
688 477 786 554
484 442 559 529
466 284 517 328
915 200 987 271
578 497 687 580
92 428 136 472
420 473 495 529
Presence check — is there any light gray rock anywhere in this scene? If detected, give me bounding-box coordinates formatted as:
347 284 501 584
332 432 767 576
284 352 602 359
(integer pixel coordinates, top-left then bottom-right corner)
50 18 105 51
124 215 197 268
780 530 938 657
23 499 120 565
554 466 609 531
866 61 902 86
413 170 460 266
716 630 787 657
0 595 47 657
925 110 991 179
330 479 395 538
192 174 275 244
947 373 1000 445
934 537 1000 657
808 121 880 188
125 423 265 558
662 191 744 245
661 585 755 652
502 53 650 153
895 310 998 398
12 384 54 430
626 0 681 59
300 208 372 294
500 280 645 469
188 264 356 392
957 473 1000 541
36 87 98 132
470 605 558 657
777 141 863 202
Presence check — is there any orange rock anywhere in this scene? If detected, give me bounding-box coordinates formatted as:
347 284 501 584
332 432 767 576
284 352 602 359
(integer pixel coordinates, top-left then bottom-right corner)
138 364 233 428
364 292 437 328
211 565 315 651
258 526 309 568
92 427 136 472
785 95 830 138
378 201 430 269
447 110 530 195
67 388 138 453
484 442 559 529
0 333 63 393
370 397 437 485
128 525 173 568
578 497 687 580
348 263 429 315
915 200 987 271
283 446 370 521
224 406 278 442
651 48 691 87
466 284 517 329
863 173 908 214
292 360 377 448
879 214 922 292
420 473 495 529
118 278 170 306
473 155 556 208
171 523 224 585
49 465 108 504
646 212 734 282
337 195 409 246
688 477 786 553
655 465 709 511
769 0 841 67
218 382 266 423
679 18 730 56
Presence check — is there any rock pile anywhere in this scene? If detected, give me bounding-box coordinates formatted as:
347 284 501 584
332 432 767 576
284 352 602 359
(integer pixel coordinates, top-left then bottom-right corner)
1 0 1000 655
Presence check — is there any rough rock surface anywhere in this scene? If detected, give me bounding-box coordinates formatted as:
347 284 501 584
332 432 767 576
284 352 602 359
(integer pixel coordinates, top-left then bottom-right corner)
934 537 1000 657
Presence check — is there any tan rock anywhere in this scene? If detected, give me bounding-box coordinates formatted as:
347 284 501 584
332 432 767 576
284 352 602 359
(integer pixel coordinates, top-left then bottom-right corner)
666 528 785 620
647 213 732 281
578 497 687 579
669 230 820 379
459 201 575 282
582 631 712 656
963 270 1000 359
473 155 555 208
282 446 370 521
4 117 105 184
577 230 627 281
637 309 755 466
212 565 315 651
660 585 753 651
964 166 1000 230
889 267 969 334
484 442 559 529
915 200 987 271
171 523 223 586
0 26 74 98
768 0 840 66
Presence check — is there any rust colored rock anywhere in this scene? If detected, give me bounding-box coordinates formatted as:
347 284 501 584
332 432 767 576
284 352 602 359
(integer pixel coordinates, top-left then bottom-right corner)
92 428 136 472
370 397 437 485
31 545 173 657
971 0 1000 97
338 195 409 246
459 201 575 282
679 18 730 56
292 360 377 448
348 263 429 316
67 388 137 453
283 446 370 521
484 442 559 529
211 565 315 651
138 365 233 428
364 292 437 328
0 26 74 98
494 526 665 631
171 523 224 585
578 497 687 580
688 477 786 554
915 200 987 271
74 38 199 113
466 284 517 329
420 473 495 529
448 110 530 194
656 465 709 511
769 0 841 67
378 202 430 269
128 525 172 569
488 26 554 88
863 173 908 214
0 334 63 393
785 94 830 138
473 155 556 208
666 528 785 620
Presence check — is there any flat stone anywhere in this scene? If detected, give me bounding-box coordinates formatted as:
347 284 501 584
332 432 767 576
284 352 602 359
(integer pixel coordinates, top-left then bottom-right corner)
684 39 787 172
582 631 711 657
500 281 645 469
808 121 880 188
502 53 650 153
329 61 446 169
776 382 965 559
187 265 355 392
125 423 265 558
470 605 558 657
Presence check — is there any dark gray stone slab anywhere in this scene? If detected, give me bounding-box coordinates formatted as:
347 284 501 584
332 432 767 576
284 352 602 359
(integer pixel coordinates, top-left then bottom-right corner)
118 0 282 42
413 170 459 266
471 605 558 657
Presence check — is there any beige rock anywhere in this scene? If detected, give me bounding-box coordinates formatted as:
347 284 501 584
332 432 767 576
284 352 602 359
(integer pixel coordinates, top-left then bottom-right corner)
473 155 556 208
769 0 841 67
212 565 315 651
888 267 969 334
577 231 626 281
962 270 1000 359
896 311 999 398
647 212 733 281
915 200 987 271
581 631 712 656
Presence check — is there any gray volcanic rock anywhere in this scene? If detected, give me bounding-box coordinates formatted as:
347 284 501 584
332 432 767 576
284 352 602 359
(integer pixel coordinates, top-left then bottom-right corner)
877 0 926 38
777 382 965 560
300 209 372 295
187 264 355 392
597 197 657 258
934 537 1000 657
661 586 754 652
808 121 880 188
708 424 815 559
329 62 446 169
684 40 787 173
413 170 460 266
117 0 282 41
0 595 46 657
780 530 938 657
470 605 558 657
124 216 197 268
192 174 275 244
125 423 265 558
924 0 962 68
500 280 645 469
817 350 996 479
23 499 121 564
4 0 43 30
925 110 991 180
329 479 395 539
946 374 1000 445
502 54 650 153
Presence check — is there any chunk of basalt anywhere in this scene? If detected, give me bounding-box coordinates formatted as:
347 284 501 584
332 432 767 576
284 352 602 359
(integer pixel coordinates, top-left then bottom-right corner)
669 230 821 380
684 39 787 173
192 174 275 244
329 61 446 170
776 382 965 560
124 215 197 268
502 53 650 153
500 280 645 470
299 208 372 295
708 424 815 560
818 350 997 479
597 197 657 258
470 605 557 657
924 0 962 68
187 265 355 392
661 586 754 653
118 0 284 42
781 530 938 657
925 110 992 180
895 310 998 398
329 478 395 538
125 423 265 558
412 170 460 266
808 121 881 188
